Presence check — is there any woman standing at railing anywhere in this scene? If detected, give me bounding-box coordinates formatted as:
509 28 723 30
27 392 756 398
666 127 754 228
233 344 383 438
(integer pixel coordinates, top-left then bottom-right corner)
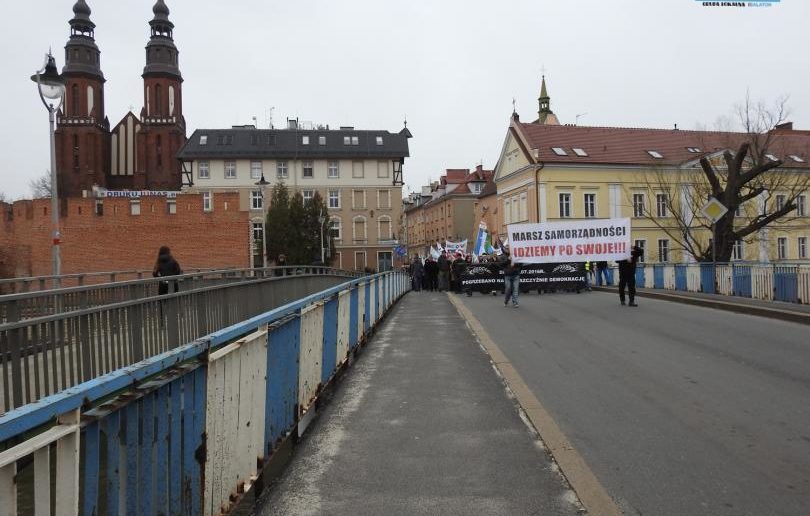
153 246 183 295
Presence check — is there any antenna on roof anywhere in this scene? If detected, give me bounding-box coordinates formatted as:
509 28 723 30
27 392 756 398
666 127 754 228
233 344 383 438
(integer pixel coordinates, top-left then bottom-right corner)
575 113 587 125
512 97 517 114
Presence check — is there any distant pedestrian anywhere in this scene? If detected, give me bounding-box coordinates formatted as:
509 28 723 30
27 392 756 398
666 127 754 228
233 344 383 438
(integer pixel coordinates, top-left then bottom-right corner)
153 246 182 295
500 253 522 307
437 252 451 292
411 255 425 292
275 254 287 277
584 260 593 291
617 246 643 307
596 261 609 286
424 256 439 291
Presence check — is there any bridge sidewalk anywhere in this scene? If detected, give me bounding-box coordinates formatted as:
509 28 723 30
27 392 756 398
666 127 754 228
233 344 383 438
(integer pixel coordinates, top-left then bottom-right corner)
253 291 582 516
593 285 810 324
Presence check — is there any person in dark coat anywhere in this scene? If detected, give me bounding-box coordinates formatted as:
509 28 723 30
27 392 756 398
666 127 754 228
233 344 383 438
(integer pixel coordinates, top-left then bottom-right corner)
411 255 425 292
424 257 438 291
274 254 287 277
617 246 643 306
153 246 182 295
451 254 467 293
596 260 609 286
437 252 451 292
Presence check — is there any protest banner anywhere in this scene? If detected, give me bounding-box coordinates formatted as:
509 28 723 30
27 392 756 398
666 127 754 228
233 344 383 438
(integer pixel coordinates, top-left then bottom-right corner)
460 262 586 293
507 218 631 264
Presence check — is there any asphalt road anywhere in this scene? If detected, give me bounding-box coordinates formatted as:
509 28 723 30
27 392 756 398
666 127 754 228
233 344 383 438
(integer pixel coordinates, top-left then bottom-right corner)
253 292 581 516
459 289 810 516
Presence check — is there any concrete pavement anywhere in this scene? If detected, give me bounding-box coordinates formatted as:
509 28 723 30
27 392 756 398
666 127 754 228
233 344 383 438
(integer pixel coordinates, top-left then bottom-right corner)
253 291 583 516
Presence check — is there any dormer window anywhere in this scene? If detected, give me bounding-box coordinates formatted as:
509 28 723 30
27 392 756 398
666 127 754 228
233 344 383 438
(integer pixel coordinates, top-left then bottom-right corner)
647 150 664 159
686 147 701 153
319 136 326 145
376 136 384 145
351 136 359 145
790 155 805 163
199 135 208 145
551 147 568 156
302 136 310 145
765 153 779 161
573 148 588 157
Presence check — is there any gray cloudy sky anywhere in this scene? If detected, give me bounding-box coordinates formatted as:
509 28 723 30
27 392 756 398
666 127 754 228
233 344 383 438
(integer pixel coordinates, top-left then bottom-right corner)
2 0 808 199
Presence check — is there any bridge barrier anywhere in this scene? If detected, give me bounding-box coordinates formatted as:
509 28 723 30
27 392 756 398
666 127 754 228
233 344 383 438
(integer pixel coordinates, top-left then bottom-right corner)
0 270 358 413
607 262 810 305
0 271 410 516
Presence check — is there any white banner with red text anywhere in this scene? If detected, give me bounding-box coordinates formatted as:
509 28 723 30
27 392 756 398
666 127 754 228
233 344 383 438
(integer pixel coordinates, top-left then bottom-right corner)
507 218 631 264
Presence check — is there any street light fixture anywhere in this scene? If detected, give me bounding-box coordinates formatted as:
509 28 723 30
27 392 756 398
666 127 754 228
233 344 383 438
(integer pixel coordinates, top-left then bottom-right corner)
31 52 66 287
255 173 270 269
318 209 326 265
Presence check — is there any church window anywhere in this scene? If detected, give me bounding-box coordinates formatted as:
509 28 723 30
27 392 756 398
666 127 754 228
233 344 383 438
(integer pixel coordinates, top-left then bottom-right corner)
155 85 162 115
71 84 80 116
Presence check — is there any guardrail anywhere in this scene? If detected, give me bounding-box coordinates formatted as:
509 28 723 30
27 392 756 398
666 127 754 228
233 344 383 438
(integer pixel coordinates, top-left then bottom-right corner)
0 268 216 294
0 269 359 413
0 266 360 324
0 271 410 516
599 262 810 304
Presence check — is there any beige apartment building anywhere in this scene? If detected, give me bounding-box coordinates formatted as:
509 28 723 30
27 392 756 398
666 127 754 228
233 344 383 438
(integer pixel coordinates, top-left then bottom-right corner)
404 167 492 257
177 122 411 271
492 78 810 263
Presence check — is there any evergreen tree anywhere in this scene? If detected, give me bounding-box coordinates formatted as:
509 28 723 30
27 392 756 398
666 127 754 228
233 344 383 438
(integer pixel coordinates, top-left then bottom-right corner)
265 183 291 264
287 192 311 264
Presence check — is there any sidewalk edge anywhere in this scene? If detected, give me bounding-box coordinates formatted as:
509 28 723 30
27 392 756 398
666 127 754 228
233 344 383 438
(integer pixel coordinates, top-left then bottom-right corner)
592 287 810 325
448 294 623 516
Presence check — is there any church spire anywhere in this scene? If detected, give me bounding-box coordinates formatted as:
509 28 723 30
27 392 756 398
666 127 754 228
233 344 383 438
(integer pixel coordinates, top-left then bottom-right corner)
62 0 103 80
537 75 559 125
143 0 181 79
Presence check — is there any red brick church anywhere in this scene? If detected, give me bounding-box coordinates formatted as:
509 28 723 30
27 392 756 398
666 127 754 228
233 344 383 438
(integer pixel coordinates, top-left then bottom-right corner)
55 0 186 198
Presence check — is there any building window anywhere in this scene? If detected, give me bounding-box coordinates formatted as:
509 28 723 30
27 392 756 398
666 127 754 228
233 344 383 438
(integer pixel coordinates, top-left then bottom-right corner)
167 199 177 214
302 135 310 145
130 199 141 216
378 216 392 240
198 161 210 179
328 161 339 178
225 161 236 179
378 189 391 209
354 251 367 271
573 148 588 157
656 193 668 217
519 192 528 221
353 216 367 241
318 136 326 145
351 136 359 145
251 190 263 210
303 161 314 178
584 193 596 218
799 237 807 259
732 240 743 261
252 222 263 244
503 198 511 224
559 193 571 218
352 161 364 178
551 147 567 156
633 193 645 217
658 239 670 262
343 136 350 145
250 161 262 179
277 161 288 179
203 192 212 212
647 150 664 159
376 136 384 145
199 135 208 145
328 189 340 209
377 161 389 178
156 135 163 167
797 195 806 216
329 218 342 240
352 189 366 209
775 194 786 212
777 237 787 260
634 240 646 262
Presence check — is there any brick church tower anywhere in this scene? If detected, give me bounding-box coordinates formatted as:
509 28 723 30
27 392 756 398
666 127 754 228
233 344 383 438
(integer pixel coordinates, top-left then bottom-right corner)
135 0 185 190
54 0 109 199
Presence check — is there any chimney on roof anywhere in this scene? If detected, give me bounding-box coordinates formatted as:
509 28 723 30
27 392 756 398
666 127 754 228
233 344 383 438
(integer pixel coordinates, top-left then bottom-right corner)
775 122 794 131
674 123 678 130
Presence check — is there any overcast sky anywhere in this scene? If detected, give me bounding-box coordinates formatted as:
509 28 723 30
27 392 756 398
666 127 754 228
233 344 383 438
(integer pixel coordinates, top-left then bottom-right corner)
2 0 808 199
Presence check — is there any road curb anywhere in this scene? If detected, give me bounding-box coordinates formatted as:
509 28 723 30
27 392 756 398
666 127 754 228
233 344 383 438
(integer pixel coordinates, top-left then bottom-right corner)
592 287 810 325
448 294 623 516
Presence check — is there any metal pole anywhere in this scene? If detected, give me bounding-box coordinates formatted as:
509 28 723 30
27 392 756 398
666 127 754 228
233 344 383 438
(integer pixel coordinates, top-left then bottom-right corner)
49 105 61 288
320 218 325 264
262 188 268 269
712 222 716 265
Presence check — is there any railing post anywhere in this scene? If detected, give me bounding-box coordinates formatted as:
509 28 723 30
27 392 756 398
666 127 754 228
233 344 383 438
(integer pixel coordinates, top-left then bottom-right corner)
55 409 81 516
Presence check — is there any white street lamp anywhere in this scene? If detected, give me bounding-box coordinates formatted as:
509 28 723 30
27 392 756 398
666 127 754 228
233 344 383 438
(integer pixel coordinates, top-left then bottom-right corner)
31 52 66 287
255 174 270 269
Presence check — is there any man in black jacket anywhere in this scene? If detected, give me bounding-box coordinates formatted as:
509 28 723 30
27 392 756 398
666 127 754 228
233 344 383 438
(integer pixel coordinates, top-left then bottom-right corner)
617 246 643 307
500 253 522 307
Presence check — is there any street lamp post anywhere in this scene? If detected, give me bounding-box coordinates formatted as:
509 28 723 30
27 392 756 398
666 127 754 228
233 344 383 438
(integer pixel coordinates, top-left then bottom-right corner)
318 209 326 265
31 52 66 287
255 174 270 269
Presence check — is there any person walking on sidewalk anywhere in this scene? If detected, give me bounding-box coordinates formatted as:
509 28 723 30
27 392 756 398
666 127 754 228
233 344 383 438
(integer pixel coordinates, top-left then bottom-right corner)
617 246 643 307
411 255 425 292
596 260 609 285
153 245 183 295
437 252 451 292
500 253 522 307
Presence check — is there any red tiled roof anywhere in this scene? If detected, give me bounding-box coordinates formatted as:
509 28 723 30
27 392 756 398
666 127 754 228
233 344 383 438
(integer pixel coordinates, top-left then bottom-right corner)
514 122 810 168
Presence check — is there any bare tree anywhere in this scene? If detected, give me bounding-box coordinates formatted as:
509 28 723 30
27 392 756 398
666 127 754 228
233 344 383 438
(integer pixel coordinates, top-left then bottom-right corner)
638 96 810 262
29 172 52 199
0 191 8 203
